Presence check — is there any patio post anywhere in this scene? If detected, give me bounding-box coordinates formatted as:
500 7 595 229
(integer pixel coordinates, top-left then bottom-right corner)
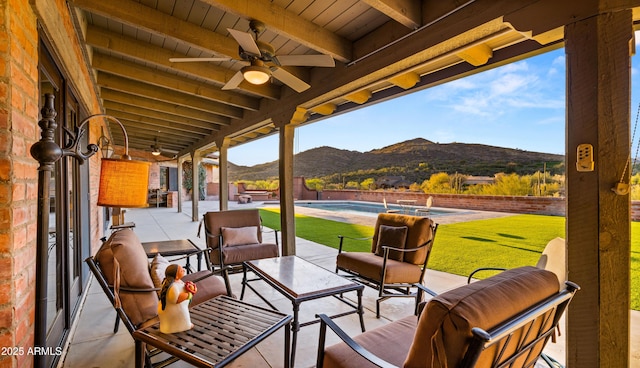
217 137 231 211
191 151 201 221
177 155 184 213
278 123 296 255
565 7 632 367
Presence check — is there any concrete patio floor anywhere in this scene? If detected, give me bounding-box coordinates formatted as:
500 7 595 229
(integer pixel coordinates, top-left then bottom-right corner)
58 200 639 368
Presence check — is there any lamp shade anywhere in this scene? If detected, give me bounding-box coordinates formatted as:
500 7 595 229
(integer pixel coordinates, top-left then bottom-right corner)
98 158 151 208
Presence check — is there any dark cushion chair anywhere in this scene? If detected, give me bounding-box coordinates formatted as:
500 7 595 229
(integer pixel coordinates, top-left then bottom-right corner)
336 213 438 317
199 209 279 267
317 266 580 368
199 209 279 298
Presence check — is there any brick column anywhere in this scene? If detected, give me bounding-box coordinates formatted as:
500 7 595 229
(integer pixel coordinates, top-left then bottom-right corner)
0 1 39 367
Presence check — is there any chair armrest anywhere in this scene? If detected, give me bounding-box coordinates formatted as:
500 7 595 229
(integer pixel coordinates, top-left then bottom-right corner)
117 286 160 293
467 267 508 284
337 235 373 254
160 247 205 263
316 314 397 368
379 244 427 254
379 236 434 255
414 282 438 309
261 227 279 246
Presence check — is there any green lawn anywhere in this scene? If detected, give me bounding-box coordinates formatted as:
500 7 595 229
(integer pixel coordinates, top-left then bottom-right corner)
259 209 640 310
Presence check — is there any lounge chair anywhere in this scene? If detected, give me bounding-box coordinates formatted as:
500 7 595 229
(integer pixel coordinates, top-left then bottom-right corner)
414 196 433 216
466 237 567 367
336 213 438 317
467 237 566 290
86 228 232 367
383 197 400 213
317 266 579 368
198 209 279 298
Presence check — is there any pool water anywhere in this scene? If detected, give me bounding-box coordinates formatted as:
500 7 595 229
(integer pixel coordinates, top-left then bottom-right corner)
294 201 459 217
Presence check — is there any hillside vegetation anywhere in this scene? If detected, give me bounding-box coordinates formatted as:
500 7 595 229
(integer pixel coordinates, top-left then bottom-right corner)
229 138 565 184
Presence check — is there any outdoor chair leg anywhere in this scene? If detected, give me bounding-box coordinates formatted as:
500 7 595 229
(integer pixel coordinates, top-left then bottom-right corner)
240 264 248 300
114 315 120 333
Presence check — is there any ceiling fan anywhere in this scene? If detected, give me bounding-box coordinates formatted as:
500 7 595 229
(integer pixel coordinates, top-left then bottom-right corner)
169 20 335 93
150 137 162 156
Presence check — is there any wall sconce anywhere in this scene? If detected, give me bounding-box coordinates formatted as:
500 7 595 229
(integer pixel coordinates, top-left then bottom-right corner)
30 94 150 362
97 126 114 158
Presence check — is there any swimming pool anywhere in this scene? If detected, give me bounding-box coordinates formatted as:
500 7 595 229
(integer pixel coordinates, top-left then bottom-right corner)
294 200 461 217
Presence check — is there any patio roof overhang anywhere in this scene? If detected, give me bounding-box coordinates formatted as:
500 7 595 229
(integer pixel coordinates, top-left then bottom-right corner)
42 0 640 366
66 0 587 158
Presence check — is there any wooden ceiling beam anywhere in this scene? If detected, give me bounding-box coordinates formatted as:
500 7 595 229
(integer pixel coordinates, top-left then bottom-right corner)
93 54 260 111
100 89 232 127
361 0 421 29
96 72 243 120
200 0 352 63
72 0 239 58
104 109 216 136
118 136 192 152
85 26 280 99
103 101 218 133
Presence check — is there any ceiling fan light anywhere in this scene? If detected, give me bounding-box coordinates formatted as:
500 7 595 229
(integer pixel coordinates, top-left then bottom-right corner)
151 148 161 156
242 65 271 85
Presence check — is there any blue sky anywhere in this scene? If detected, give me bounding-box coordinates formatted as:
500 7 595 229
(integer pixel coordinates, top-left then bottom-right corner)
229 40 640 167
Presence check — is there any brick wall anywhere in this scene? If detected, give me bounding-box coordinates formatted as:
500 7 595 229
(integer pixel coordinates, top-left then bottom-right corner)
0 0 39 367
319 189 640 221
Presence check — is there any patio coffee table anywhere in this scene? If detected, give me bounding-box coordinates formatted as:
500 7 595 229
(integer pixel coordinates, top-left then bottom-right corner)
142 239 202 273
133 295 292 368
243 255 365 366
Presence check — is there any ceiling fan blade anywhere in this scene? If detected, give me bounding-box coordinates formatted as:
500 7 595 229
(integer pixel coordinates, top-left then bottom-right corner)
221 71 245 90
276 54 335 67
169 57 231 62
227 28 261 56
271 67 310 93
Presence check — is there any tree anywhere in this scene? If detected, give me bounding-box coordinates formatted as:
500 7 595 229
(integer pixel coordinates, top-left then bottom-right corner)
345 181 359 189
360 178 375 190
306 178 325 191
420 172 452 193
479 173 531 196
182 162 206 199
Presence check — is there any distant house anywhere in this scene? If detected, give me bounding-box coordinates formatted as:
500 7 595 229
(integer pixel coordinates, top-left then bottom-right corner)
463 175 495 186
376 176 412 189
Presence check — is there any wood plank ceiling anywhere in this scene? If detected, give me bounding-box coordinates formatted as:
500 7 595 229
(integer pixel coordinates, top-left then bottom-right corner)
66 0 605 160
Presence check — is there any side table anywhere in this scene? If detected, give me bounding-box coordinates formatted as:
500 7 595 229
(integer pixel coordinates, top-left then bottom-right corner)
142 239 202 273
133 295 292 368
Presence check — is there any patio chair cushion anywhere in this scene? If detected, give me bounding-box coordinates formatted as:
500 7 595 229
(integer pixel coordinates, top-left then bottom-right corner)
403 266 559 368
222 226 259 246
149 252 229 304
336 252 423 284
220 243 279 265
150 253 170 290
95 229 158 328
182 270 231 305
371 214 435 265
204 210 265 249
375 225 408 261
323 315 417 368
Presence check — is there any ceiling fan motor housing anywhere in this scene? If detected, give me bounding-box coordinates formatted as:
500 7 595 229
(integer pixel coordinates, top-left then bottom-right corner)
238 40 275 62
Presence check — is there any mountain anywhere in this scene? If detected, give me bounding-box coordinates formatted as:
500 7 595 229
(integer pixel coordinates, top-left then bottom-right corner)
228 138 564 183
